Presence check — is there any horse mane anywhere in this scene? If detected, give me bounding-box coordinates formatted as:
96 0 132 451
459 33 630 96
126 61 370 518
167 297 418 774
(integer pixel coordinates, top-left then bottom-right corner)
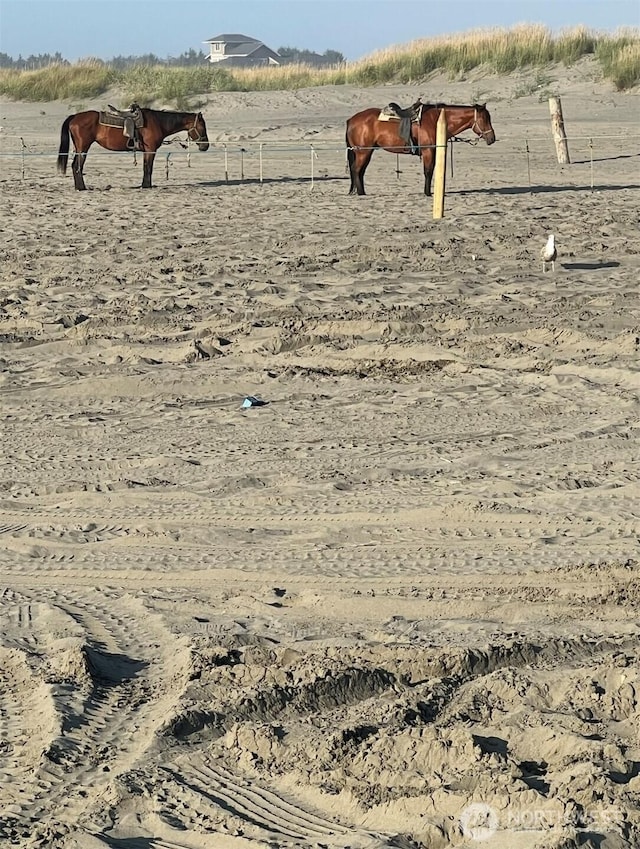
144 108 195 113
144 108 197 130
429 102 486 109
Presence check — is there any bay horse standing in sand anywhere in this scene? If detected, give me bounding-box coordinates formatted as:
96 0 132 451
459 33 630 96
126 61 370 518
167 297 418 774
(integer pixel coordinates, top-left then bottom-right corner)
57 107 209 190
345 102 496 196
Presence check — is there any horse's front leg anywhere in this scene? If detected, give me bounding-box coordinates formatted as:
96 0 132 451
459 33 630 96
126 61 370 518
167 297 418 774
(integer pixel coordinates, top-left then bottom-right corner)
141 152 156 188
421 149 435 197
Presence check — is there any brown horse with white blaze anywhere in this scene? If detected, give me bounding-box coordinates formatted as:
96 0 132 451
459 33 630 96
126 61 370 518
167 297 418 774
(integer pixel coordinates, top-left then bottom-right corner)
345 102 496 196
57 107 209 190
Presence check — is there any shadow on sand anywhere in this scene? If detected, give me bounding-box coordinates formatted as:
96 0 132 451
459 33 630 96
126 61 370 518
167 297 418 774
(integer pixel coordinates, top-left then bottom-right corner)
451 183 640 196
561 261 621 271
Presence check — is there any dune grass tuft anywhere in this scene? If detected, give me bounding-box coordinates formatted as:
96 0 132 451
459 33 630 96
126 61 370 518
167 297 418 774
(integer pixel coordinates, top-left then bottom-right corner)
0 60 117 101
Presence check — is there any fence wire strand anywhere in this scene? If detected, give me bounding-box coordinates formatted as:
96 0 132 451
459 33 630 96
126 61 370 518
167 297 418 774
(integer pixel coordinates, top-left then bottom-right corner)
0 131 637 190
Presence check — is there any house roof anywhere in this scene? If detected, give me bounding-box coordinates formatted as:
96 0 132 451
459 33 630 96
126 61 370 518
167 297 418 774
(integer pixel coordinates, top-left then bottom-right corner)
226 43 263 57
204 33 261 43
214 54 280 66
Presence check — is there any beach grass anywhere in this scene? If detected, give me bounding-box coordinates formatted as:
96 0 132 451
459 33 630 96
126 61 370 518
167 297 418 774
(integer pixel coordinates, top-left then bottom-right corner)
0 25 637 104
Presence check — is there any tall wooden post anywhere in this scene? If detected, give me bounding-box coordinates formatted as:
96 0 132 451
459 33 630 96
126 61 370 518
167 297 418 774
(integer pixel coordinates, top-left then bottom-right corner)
548 96 570 164
432 108 447 219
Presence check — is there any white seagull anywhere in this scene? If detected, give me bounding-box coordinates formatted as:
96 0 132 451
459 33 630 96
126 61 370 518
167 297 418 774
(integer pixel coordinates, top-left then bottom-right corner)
542 234 557 273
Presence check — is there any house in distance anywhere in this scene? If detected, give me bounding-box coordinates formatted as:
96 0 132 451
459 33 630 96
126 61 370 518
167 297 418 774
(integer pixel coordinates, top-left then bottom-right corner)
203 33 282 67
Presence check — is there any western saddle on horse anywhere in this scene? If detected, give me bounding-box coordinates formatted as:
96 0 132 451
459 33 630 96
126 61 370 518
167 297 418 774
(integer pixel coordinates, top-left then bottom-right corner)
100 103 145 149
378 99 424 154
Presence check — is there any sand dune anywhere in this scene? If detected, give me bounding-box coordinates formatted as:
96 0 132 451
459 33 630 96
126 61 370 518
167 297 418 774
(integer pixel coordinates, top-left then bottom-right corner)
1 63 639 848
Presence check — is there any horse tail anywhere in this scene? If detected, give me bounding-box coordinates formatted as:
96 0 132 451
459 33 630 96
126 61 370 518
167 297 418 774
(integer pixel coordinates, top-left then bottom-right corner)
345 126 355 173
57 116 72 174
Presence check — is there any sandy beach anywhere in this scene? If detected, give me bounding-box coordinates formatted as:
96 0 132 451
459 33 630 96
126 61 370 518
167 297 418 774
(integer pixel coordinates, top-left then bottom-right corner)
1 60 640 848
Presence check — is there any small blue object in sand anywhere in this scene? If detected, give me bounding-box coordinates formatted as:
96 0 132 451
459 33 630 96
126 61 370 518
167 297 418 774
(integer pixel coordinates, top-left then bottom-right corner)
242 396 267 409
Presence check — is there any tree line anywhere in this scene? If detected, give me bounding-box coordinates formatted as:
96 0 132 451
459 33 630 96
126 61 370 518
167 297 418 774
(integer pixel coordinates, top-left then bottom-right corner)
0 46 345 70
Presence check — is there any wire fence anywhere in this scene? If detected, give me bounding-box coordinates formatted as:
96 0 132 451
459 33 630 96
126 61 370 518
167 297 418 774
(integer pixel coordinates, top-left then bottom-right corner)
1 129 638 191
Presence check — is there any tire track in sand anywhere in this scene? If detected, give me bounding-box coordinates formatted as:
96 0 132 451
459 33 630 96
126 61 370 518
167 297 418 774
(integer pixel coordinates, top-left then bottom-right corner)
0 587 192 846
159 752 382 847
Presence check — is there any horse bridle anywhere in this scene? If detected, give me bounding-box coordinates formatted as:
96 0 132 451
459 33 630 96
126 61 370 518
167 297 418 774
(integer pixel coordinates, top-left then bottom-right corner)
187 114 207 144
471 107 493 138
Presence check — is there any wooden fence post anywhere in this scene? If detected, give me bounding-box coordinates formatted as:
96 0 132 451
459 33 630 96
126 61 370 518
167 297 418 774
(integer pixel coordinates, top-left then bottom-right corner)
548 96 570 164
432 108 447 219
